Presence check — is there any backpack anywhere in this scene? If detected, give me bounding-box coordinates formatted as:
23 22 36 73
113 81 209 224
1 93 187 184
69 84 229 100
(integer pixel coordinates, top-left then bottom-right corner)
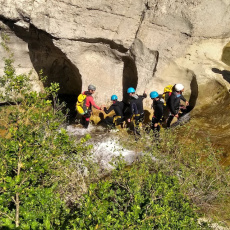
76 93 88 115
162 84 173 106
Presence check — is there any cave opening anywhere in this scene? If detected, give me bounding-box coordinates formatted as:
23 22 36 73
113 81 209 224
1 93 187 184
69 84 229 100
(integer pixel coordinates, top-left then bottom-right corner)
28 26 82 123
122 56 138 103
6 23 82 123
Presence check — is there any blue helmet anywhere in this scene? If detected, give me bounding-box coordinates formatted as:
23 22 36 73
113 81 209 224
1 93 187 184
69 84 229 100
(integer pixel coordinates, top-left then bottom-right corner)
111 95 118 101
150 91 159 99
127 87 135 93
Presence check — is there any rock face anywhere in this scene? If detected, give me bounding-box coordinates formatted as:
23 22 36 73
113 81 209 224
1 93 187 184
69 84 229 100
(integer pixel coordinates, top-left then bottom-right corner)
0 0 230 108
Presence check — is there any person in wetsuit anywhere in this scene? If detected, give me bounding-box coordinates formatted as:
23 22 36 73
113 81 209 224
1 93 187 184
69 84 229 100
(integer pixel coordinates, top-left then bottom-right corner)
81 84 102 128
150 91 164 133
103 95 125 127
127 87 147 135
166 83 189 128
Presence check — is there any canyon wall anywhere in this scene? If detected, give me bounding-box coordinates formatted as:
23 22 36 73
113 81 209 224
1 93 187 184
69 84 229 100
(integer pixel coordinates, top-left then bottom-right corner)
0 0 230 107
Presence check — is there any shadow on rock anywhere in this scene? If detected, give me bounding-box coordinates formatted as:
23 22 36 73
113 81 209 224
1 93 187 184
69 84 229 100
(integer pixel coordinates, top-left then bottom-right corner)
212 68 230 84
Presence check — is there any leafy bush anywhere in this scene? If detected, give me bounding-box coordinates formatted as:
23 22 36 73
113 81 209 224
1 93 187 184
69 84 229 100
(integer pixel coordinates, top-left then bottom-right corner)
119 123 230 226
0 34 94 229
70 159 207 229
147 127 230 208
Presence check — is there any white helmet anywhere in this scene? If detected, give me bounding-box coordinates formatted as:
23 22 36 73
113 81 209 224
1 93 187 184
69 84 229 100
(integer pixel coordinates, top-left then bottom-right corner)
175 84 184 91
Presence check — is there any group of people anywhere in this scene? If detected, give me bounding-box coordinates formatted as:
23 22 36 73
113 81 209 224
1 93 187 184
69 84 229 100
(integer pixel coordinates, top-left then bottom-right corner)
77 83 189 135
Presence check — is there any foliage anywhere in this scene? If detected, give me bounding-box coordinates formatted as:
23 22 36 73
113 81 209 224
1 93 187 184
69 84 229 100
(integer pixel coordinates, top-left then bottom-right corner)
119 124 230 227
70 159 209 229
147 127 230 208
0 35 93 229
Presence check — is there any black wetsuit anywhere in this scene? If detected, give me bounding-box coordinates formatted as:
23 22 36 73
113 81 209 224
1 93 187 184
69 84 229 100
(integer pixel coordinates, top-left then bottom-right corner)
166 92 187 127
151 98 164 132
129 93 147 135
104 101 125 126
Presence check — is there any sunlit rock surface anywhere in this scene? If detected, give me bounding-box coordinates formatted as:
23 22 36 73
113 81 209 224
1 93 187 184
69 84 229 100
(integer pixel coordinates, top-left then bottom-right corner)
0 0 230 107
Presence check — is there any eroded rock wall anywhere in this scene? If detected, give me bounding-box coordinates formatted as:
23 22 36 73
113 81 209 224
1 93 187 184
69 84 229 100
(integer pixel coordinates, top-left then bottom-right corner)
0 0 230 107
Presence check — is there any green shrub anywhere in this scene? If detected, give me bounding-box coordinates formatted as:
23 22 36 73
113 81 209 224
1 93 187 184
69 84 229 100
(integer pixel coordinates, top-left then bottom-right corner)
70 159 207 229
0 34 94 229
146 127 230 209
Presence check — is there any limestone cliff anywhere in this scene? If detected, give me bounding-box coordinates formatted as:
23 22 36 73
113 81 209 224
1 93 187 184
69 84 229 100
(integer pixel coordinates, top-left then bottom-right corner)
0 0 230 107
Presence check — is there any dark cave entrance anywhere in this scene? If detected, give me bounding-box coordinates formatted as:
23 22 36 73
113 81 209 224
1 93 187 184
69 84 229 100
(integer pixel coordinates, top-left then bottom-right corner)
122 56 138 103
6 23 82 123
28 26 82 123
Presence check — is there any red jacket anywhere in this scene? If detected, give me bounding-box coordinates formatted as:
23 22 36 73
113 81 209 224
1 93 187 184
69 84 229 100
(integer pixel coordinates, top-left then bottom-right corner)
83 91 101 110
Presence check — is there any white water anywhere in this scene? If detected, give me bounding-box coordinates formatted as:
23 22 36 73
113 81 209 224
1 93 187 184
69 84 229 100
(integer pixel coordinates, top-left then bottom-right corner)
66 123 96 136
66 124 137 170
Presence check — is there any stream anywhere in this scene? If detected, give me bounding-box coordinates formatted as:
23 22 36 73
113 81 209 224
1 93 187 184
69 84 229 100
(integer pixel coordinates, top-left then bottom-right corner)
65 89 230 168
66 124 138 170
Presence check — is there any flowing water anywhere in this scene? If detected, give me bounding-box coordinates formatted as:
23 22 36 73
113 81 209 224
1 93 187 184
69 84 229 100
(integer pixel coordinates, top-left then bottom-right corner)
66 124 138 170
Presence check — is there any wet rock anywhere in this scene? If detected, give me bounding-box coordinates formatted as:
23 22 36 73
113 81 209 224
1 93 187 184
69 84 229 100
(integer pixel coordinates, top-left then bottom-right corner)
171 113 191 128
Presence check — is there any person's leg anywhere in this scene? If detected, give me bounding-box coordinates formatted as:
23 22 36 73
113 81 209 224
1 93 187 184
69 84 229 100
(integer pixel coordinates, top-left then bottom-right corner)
151 117 160 138
82 111 91 128
167 115 174 128
84 117 90 128
81 115 86 127
134 116 141 135
154 125 161 139
115 117 124 126
105 116 114 126
156 125 160 132
151 117 157 130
